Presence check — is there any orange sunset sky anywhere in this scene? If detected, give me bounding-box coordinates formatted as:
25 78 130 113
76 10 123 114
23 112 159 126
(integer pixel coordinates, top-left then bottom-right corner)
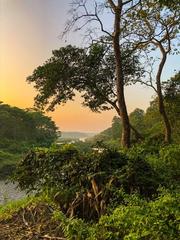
0 0 179 132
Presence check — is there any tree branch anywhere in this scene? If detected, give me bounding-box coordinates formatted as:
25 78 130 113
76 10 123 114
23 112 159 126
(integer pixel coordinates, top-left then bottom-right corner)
108 0 117 11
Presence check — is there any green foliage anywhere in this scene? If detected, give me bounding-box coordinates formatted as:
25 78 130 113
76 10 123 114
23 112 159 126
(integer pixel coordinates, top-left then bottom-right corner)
0 103 58 148
0 150 16 162
0 150 20 179
117 156 159 197
124 143 180 188
147 144 180 186
90 108 145 146
13 145 160 220
13 144 126 192
0 102 58 178
0 197 33 220
53 189 180 240
88 116 122 147
93 73 180 145
143 93 180 143
97 189 180 240
53 211 95 240
1 189 179 240
0 138 30 154
27 42 142 113
0 193 54 221
164 72 180 142
2 142 180 238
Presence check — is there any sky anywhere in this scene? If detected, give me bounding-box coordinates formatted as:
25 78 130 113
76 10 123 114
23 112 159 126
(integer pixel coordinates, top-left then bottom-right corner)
0 0 179 133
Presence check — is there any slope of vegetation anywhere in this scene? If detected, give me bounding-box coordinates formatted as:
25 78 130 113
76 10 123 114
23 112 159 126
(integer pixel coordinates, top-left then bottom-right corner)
0 143 179 239
90 71 180 147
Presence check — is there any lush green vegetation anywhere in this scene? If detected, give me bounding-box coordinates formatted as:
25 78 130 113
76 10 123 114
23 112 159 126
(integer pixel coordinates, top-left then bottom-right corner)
90 71 180 145
0 102 58 179
54 188 179 240
5 143 179 239
0 1 179 239
1 54 179 240
1 187 179 239
1 69 179 240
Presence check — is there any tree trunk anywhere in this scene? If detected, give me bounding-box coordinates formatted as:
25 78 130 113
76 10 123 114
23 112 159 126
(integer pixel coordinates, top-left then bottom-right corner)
112 2 131 148
112 101 144 141
156 48 171 143
130 123 144 141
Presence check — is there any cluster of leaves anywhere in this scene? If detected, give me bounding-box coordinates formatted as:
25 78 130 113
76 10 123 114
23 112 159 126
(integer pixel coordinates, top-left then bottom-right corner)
13 145 159 220
0 150 20 179
146 144 180 186
120 143 180 193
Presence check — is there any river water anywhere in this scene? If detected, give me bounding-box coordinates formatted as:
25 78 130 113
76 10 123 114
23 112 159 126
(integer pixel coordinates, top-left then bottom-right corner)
0 181 26 205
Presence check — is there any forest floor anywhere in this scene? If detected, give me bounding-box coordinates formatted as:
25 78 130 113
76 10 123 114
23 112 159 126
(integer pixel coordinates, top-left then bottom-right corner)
0 203 66 240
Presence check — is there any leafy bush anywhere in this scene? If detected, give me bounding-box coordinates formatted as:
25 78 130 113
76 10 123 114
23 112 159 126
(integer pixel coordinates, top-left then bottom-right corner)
0 150 21 179
53 211 95 240
52 189 180 240
124 144 180 188
13 145 159 220
97 189 180 240
147 144 180 186
116 156 159 197
159 145 180 183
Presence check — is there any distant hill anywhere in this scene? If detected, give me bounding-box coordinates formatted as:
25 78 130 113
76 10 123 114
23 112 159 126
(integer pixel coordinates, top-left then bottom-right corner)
60 132 96 140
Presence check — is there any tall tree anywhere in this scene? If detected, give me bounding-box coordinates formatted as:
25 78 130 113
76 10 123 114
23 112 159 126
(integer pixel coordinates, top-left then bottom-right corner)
125 0 180 143
64 0 143 147
143 72 180 142
27 43 143 141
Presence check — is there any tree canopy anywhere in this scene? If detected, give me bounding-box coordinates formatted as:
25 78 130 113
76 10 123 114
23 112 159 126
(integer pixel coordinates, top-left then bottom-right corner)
0 103 58 147
27 42 142 113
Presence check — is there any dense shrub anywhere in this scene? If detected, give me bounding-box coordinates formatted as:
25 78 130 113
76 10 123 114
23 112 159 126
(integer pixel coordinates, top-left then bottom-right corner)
97 189 180 240
13 145 159 220
53 189 179 240
124 143 180 188
147 144 180 186
0 150 20 179
116 156 159 197
5 143 180 239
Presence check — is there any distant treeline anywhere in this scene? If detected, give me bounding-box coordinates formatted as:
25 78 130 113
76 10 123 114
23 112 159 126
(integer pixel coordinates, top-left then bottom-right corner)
0 102 58 153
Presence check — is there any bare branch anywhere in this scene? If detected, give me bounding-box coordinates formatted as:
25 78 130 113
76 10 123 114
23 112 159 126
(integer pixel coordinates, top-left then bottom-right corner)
94 2 113 37
107 0 117 11
123 0 132 5
62 0 112 39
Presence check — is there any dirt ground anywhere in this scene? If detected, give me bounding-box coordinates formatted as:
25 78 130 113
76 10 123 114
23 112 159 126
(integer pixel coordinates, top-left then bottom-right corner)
0 203 66 240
